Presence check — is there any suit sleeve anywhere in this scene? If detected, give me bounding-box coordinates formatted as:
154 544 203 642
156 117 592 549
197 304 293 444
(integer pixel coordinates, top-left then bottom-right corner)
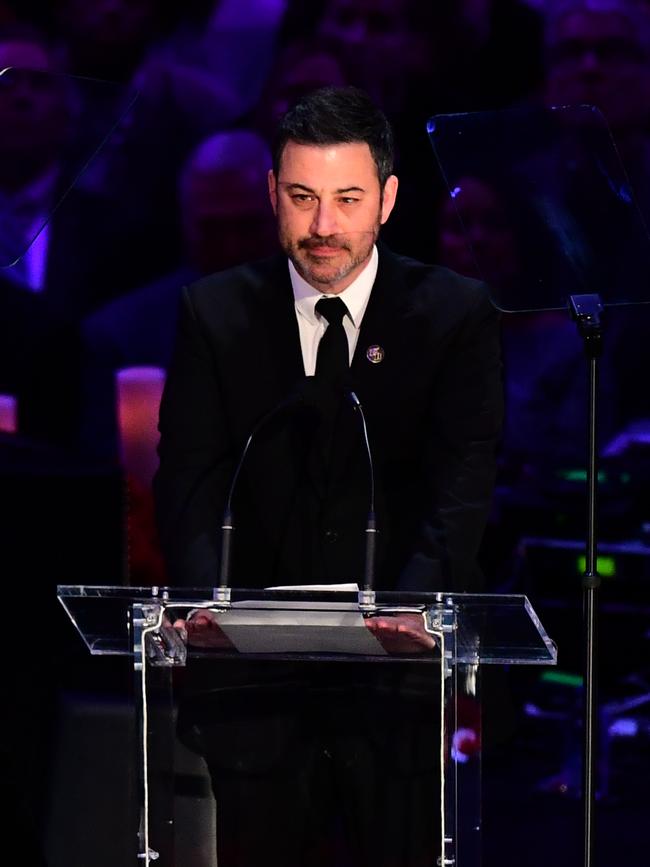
399 288 503 593
153 286 234 586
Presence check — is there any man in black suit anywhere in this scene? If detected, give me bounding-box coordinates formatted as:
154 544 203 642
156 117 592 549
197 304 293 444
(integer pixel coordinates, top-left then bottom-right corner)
154 86 502 866
155 86 502 593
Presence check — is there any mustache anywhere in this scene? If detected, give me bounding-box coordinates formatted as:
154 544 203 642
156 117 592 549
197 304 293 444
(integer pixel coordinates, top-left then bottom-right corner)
298 235 351 251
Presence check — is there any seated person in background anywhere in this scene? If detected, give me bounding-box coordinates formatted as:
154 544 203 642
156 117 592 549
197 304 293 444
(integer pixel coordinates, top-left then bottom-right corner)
434 172 623 474
80 129 276 464
248 36 347 144
0 24 158 447
543 0 650 225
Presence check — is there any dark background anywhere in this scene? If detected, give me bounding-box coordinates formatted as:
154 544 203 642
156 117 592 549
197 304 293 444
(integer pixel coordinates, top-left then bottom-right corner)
0 1 648 864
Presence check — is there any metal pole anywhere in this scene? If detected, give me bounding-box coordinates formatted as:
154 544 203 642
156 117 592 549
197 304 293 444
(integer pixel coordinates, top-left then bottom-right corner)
567 294 603 867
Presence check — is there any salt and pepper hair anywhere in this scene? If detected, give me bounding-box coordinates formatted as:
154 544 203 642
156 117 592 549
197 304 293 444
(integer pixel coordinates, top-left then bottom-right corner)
272 85 395 189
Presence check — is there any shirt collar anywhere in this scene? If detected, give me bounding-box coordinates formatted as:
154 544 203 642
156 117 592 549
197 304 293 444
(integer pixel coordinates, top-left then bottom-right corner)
290 245 379 327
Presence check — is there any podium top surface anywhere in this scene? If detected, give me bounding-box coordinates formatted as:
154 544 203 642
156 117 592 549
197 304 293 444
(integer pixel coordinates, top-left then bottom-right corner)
57 586 557 666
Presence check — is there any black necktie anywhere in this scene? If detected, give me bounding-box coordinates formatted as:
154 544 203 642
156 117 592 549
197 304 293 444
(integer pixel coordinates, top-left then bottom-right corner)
315 297 349 386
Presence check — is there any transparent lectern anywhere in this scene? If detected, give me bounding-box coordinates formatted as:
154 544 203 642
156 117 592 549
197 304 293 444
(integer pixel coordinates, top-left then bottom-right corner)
57 586 556 866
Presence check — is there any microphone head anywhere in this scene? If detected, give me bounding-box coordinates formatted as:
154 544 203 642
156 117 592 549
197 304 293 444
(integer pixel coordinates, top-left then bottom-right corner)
293 377 363 420
346 390 361 410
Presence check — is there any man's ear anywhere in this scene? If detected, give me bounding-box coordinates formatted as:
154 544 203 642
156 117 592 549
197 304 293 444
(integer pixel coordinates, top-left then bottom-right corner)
268 170 278 215
380 174 399 224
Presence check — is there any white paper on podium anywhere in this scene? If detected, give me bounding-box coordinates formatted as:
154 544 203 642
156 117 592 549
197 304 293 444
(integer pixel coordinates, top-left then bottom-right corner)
211 584 387 654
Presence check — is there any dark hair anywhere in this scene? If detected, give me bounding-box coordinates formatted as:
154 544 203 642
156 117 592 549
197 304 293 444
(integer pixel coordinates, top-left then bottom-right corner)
272 85 395 187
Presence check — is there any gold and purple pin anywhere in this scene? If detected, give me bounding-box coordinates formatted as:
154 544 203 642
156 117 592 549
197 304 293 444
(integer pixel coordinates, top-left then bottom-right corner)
366 345 385 364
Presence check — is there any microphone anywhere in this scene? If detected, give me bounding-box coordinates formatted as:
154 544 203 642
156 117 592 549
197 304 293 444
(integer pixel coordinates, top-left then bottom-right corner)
346 390 377 595
218 383 315 597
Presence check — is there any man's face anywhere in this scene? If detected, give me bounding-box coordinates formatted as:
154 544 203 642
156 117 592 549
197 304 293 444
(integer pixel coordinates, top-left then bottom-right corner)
268 140 397 294
266 52 346 133
184 169 277 273
438 177 519 289
317 0 425 112
0 41 68 159
545 11 650 131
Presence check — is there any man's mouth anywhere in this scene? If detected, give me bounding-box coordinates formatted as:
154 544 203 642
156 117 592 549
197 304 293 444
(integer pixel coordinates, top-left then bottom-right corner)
307 245 343 256
300 238 348 257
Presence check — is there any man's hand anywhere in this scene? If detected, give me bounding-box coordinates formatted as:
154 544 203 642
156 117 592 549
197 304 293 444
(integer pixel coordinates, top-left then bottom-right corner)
364 612 437 654
172 609 234 649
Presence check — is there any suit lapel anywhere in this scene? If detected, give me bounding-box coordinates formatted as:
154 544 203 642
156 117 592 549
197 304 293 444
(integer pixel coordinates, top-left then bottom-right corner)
351 246 409 384
250 255 305 397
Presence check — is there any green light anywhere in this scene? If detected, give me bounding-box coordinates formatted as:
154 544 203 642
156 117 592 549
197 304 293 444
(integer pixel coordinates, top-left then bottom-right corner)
541 671 583 688
557 469 606 483
576 555 616 578
560 469 586 482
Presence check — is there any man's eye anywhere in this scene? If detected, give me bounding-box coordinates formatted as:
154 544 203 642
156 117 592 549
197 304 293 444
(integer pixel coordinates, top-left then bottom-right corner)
291 194 314 203
340 197 360 205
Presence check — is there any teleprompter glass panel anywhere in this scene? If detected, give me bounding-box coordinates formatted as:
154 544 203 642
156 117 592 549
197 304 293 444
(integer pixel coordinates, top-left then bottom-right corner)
428 104 650 312
0 67 135 269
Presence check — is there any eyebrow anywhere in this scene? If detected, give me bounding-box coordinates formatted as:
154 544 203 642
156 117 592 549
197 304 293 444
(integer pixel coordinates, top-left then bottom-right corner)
281 182 366 194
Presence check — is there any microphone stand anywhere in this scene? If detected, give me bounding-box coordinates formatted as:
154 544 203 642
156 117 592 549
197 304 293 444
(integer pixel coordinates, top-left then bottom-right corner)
216 390 307 605
568 293 603 867
348 391 378 609
217 385 378 609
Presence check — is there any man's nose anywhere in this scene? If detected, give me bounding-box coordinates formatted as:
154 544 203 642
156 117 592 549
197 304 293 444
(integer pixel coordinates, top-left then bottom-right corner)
310 201 339 236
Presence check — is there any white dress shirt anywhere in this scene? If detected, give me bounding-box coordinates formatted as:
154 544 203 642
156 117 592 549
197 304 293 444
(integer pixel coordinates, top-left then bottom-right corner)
289 245 378 375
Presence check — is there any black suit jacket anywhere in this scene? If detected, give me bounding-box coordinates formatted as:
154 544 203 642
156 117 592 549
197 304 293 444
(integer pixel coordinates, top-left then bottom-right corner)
154 245 503 593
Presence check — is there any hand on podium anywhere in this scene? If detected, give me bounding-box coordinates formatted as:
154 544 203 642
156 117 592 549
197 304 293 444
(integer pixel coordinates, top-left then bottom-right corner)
171 610 234 649
364 612 437 654
167 609 436 654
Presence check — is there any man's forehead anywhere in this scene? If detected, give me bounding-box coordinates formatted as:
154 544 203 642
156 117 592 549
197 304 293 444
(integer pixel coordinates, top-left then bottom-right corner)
277 140 378 180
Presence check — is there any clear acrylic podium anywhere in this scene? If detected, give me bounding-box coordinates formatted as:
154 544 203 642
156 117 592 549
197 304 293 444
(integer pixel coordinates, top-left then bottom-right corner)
57 586 556 866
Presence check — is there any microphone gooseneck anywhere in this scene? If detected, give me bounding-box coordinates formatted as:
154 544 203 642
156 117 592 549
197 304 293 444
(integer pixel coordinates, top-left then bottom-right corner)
218 387 310 592
347 390 377 592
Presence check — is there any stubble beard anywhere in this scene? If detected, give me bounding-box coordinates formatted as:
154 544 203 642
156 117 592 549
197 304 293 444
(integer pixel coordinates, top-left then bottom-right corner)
279 216 381 292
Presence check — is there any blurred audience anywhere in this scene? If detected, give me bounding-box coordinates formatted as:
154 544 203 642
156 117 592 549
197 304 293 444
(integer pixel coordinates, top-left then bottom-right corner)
55 0 162 81
249 37 346 142
80 129 276 464
50 1 246 267
0 27 156 310
314 0 430 118
416 0 545 114
435 176 526 295
80 128 275 583
433 173 613 471
0 26 158 446
544 0 650 220
542 0 650 440
0 0 646 521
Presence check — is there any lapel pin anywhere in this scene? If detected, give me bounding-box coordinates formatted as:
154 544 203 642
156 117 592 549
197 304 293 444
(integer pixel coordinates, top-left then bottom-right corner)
366 345 385 364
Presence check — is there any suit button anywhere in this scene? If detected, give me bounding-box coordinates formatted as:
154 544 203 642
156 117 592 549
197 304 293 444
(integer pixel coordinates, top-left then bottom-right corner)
324 529 339 543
